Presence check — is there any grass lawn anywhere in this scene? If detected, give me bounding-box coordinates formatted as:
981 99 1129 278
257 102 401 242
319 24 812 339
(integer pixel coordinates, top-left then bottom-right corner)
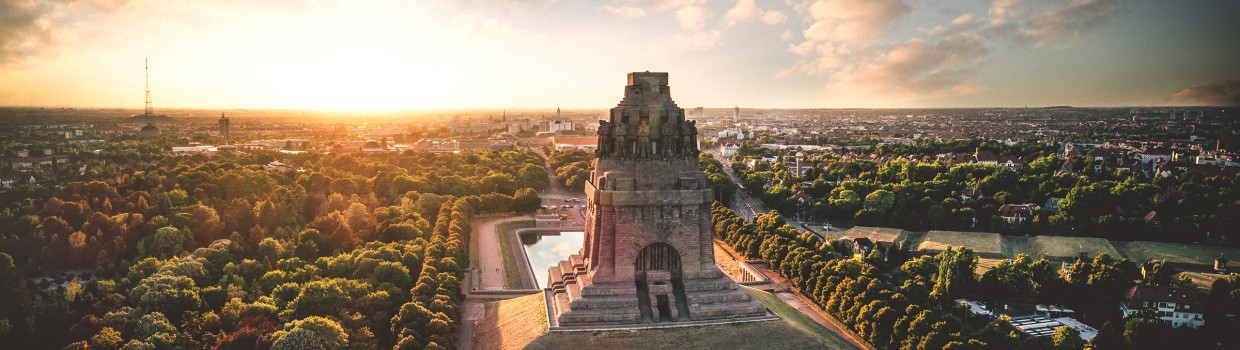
1112 241 1239 266
919 230 1003 258
496 220 535 290
1177 271 1230 292
1001 236 1120 261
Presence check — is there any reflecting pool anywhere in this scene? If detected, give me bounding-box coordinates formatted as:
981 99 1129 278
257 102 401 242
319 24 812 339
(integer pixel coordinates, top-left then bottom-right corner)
520 231 584 287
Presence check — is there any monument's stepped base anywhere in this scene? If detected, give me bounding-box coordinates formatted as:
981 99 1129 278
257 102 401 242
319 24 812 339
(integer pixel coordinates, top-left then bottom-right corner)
470 288 850 350
548 254 767 327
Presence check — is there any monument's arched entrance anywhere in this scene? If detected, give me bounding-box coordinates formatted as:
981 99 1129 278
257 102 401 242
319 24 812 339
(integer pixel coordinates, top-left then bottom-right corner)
634 243 690 323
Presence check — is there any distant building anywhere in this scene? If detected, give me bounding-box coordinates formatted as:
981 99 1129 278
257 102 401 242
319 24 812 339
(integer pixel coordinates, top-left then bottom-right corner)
720 141 740 157
973 148 1025 168
960 187 984 202
171 145 217 154
8 155 69 171
852 237 874 259
138 123 161 137
998 204 1036 224
551 136 598 151
263 161 297 172
1121 284 1205 329
1009 315 1097 341
545 120 574 133
1044 197 1063 212
218 113 230 140
361 140 386 152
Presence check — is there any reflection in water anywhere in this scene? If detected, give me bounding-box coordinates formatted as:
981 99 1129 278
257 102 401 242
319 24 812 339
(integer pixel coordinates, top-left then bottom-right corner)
521 231 584 287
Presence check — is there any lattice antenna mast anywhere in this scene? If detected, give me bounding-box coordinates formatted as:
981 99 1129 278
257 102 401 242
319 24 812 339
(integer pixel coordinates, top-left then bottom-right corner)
144 58 153 121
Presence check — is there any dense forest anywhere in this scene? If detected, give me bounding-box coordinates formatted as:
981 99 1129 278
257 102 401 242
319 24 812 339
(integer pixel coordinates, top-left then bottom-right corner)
547 149 593 192
735 138 1239 242
0 149 548 349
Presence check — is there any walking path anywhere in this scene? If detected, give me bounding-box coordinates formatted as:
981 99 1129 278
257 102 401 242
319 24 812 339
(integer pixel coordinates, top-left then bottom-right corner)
472 216 534 290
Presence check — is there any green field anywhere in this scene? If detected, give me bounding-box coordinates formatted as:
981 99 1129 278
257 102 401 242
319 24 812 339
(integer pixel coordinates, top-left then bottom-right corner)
1002 236 1121 261
917 230 1004 258
1112 241 1239 266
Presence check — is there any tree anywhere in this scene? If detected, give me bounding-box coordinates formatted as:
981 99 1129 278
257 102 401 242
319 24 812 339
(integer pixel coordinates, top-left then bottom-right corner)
270 316 348 350
282 280 348 321
89 327 123 350
212 316 277 350
1052 326 1085 350
863 189 895 213
1123 317 1171 349
146 226 189 259
512 188 542 214
931 248 977 301
135 312 177 349
184 204 224 246
377 223 420 243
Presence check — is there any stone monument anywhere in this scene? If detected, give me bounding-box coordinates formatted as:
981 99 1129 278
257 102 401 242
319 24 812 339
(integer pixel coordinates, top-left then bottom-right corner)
546 72 768 327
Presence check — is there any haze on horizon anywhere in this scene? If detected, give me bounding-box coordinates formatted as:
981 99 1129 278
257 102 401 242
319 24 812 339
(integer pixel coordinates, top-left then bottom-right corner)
0 0 1237 111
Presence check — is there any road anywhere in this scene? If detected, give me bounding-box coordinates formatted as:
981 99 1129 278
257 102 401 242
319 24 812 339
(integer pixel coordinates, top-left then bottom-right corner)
707 149 767 221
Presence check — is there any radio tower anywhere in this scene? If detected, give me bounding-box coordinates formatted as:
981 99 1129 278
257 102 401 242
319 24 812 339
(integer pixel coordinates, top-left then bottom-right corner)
138 58 161 136
144 58 153 124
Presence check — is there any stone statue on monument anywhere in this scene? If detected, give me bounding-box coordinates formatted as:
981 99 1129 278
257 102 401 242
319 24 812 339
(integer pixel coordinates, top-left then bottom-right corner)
614 120 629 157
662 120 678 156
597 120 611 156
685 120 698 154
637 120 651 157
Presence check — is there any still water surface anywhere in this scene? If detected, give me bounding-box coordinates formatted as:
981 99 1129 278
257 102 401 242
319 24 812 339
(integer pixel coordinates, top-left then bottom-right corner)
520 231 584 287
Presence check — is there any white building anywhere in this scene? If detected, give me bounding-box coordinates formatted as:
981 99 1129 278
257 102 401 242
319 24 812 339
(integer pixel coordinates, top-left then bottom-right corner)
171 145 217 153
546 120 574 133
1121 285 1205 329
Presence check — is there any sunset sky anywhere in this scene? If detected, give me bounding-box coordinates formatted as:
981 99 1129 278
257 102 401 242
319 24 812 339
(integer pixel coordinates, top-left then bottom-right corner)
1 0 1237 110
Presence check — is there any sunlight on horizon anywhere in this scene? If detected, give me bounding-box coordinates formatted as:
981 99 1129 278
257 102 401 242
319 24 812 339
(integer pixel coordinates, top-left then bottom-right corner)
0 1 1237 109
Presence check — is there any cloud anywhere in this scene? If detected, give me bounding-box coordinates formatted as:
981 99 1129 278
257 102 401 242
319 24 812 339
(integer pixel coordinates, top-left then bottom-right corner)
0 1 58 65
1165 77 1240 106
599 5 646 19
675 5 709 30
1017 0 1122 47
987 0 1027 25
723 0 757 27
761 10 787 26
802 0 910 45
843 33 988 98
614 0 704 12
780 0 1130 104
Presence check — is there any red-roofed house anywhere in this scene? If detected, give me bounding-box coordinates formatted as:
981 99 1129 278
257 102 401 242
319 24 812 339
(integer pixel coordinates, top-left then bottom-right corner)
552 136 599 151
1121 285 1205 329
998 204 1036 224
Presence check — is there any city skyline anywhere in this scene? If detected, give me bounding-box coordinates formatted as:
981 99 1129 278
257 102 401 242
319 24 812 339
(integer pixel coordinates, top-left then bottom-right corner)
0 0 1237 110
